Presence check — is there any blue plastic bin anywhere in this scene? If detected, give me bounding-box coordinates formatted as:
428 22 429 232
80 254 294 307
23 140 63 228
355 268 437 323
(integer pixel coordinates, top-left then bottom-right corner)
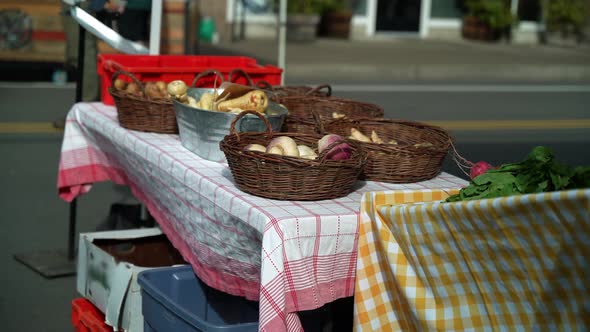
138 266 259 332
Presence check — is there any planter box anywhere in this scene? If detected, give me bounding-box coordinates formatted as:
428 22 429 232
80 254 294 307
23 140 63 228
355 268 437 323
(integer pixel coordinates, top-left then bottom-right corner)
462 16 501 42
287 14 320 42
318 11 352 39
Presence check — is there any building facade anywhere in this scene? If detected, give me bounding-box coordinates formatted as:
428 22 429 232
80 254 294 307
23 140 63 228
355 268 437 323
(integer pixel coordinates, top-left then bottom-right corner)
200 0 543 44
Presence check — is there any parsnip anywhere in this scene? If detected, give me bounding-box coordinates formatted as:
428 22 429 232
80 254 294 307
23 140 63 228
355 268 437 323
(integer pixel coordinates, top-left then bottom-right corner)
217 90 268 113
187 96 199 108
332 112 346 119
371 130 384 144
198 92 215 110
414 142 433 148
350 128 371 142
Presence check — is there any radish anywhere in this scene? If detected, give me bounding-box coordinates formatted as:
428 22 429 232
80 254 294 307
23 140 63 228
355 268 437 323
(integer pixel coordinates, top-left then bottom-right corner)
318 134 352 161
470 161 496 179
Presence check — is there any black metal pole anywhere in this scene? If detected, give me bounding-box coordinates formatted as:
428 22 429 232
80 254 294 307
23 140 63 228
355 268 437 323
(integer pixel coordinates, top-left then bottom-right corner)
68 198 78 260
75 22 85 103
68 20 85 261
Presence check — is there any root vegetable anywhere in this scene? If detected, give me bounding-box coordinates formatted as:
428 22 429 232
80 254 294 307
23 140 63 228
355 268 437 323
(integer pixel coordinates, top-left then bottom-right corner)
145 82 164 99
318 134 352 161
244 144 267 152
470 161 496 179
198 92 215 110
114 78 127 91
155 81 167 93
350 128 371 143
125 82 142 96
297 145 318 160
371 130 384 144
167 80 188 99
177 93 188 103
266 136 299 157
267 146 284 155
187 96 199 108
217 90 268 113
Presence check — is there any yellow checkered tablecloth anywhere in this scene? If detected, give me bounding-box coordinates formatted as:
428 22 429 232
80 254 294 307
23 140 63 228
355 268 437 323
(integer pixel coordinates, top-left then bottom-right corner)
354 189 590 331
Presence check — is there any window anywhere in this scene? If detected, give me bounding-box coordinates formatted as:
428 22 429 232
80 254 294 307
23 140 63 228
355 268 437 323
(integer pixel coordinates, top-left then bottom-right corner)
431 0 463 19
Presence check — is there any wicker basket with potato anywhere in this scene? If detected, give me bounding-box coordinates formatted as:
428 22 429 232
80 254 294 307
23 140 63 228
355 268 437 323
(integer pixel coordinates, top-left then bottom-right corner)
109 70 178 134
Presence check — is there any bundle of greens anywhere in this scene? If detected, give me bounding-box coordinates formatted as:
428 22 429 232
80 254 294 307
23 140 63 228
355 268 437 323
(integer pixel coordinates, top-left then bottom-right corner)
446 146 590 202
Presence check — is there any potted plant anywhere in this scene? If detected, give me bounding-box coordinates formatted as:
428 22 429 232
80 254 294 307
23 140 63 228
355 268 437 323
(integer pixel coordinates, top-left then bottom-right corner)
544 0 588 43
280 0 323 42
461 0 515 42
318 0 353 39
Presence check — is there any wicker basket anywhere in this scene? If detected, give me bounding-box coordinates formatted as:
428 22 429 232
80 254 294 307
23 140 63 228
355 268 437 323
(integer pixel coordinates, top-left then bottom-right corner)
279 96 384 134
320 118 453 183
220 111 366 201
109 70 178 134
228 68 332 100
257 81 332 101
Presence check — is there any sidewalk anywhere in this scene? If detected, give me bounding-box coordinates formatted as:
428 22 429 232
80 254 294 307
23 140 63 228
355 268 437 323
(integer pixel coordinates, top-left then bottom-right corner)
198 37 590 83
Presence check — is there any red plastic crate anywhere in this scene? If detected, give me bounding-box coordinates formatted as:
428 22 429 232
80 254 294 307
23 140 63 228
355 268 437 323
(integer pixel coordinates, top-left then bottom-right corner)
97 54 283 105
71 298 114 332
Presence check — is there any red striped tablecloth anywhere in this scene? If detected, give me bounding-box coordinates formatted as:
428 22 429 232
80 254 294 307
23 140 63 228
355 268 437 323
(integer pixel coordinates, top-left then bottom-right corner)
58 102 468 332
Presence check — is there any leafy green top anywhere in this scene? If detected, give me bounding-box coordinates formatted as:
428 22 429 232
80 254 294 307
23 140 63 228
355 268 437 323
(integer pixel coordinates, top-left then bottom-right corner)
446 146 590 202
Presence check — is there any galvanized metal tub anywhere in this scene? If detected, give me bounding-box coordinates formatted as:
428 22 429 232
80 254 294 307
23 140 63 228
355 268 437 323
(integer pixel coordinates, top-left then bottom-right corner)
173 88 288 163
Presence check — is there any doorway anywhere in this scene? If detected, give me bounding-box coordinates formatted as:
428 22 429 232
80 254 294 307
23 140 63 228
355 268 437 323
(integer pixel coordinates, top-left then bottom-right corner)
375 0 422 33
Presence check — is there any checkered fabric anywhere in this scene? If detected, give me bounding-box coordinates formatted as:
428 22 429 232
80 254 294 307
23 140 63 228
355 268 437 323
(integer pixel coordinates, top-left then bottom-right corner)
58 103 468 332
354 189 590 331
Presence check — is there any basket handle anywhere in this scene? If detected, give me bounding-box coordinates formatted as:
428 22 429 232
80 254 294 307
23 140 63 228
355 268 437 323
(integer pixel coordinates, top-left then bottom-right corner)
228 110 273 142
191 69 225 88
228 68 255 87
311 110 325 134
104 59 123 73
255 80 274 91
111 69 148 99
305 84 332 97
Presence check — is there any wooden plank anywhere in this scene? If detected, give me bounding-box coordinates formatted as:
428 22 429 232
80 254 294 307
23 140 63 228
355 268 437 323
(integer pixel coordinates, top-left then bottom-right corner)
0 3 62 15
0 49 63 62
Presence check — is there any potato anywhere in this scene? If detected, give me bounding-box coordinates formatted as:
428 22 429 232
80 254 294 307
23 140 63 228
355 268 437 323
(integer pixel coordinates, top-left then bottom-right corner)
155 81 167 93
126 82 140 95
114 78 127 91
145 82 164 99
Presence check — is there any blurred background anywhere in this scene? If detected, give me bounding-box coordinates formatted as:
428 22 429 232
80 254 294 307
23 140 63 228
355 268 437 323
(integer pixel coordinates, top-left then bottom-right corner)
1 0 589 330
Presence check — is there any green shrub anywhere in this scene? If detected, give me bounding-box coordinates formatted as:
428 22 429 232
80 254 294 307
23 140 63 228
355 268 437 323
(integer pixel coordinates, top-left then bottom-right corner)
465 0 515 29
546 0 588 33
